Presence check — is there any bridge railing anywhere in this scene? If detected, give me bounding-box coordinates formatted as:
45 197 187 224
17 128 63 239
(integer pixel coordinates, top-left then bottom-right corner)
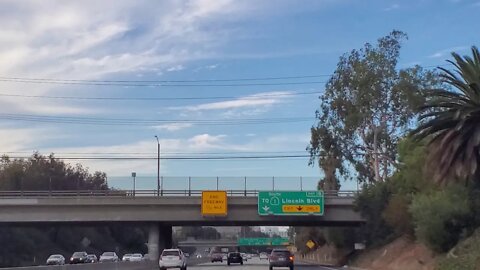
0 189 358 198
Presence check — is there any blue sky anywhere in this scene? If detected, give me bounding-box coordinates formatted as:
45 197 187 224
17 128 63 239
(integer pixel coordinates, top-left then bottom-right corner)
0 0 478 190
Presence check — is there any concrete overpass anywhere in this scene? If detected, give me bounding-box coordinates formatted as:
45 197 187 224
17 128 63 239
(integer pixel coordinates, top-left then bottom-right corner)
0 190 364 260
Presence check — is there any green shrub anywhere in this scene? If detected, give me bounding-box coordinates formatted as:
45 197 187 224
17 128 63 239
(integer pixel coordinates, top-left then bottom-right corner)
437 228 480 270
325 227 357 248
410 185 471 252
382 194 414 236
355 181 395 246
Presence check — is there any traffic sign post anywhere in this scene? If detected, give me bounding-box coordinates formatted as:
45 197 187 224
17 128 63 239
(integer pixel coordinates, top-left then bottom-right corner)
257 191 324 216
201 191 227 216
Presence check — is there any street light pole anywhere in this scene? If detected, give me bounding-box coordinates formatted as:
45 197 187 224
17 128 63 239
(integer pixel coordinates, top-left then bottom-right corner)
155 136 161 196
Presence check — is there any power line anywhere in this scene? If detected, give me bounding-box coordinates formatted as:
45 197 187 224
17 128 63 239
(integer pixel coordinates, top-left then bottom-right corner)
0 113 313 126
2 150 308 155
2 155 311 160
0 75 331 83
0 64 449 84
0 64 448 87
0 91 321 101
0 78 327 87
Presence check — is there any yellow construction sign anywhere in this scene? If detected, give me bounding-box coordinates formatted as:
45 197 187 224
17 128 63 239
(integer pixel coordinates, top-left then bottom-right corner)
282 205 321 213
306 240 315 249
201 191 227 216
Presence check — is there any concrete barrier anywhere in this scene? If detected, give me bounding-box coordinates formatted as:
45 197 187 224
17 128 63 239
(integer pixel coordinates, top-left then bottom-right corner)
0 257 211 270
0 261 155 270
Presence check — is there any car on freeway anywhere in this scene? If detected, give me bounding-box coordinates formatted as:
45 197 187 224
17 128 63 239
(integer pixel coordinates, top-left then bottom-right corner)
196 254 202 258
46 254 65 265
227 252 243 266
159 248 187 270
130 253 143 262
268 249 294 270
184 253 189 257
222 253 228 260
70 251 88 264
241 252 248 261
122 254 133 261
210 253 223 263
259 252 269 260
99 252 119 263
86 254 97 263
247 254 252 259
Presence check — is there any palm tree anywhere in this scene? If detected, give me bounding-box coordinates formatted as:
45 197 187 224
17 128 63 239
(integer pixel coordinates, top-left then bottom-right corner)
412 46 480 184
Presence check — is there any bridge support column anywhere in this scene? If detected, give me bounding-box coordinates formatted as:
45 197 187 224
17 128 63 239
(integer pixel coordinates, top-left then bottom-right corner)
148 224 172 261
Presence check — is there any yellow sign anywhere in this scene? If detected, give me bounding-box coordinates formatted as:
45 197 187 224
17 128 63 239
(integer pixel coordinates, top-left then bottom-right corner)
306 240 315 249
201 191 227 216
282 205 321 213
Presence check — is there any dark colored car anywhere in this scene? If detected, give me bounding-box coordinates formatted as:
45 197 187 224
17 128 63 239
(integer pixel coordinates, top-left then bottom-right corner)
70 251 88 264
211 253 223 263
269 249 294 270
227 252 243 266
86 254 97 263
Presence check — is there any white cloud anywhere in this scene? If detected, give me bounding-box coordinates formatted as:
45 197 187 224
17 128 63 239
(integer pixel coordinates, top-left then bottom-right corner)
166 65 185 72
153 123 193 131
205 64 219 69
384 4 400 11
429 46 469 58
175 91 293 112
188 134 227 149
0 127 58 153
0 0 252 116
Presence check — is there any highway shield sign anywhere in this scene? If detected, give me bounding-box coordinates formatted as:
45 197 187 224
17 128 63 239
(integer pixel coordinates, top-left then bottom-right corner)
258 191 324 216
201 191 227 216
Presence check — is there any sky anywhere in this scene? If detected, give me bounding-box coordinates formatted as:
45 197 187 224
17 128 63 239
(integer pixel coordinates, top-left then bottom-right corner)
0 0 479 191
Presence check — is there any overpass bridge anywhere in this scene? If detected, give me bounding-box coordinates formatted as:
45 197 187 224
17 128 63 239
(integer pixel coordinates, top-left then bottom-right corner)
0 189 364 261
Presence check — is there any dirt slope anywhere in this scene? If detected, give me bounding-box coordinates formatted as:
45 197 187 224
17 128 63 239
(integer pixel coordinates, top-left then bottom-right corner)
353 236 436 270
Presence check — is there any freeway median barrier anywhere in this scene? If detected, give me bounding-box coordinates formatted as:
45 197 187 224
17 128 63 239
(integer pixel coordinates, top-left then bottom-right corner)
0 261 155 270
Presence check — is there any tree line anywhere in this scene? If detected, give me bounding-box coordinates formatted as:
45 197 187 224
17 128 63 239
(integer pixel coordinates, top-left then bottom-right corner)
304 30 480 269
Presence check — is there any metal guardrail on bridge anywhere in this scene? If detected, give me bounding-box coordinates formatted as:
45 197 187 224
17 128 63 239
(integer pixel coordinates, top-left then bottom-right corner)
0 189 358 198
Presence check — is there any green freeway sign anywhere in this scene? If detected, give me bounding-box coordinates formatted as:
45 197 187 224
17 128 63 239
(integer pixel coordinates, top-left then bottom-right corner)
258 191 324 216
238 238 290 246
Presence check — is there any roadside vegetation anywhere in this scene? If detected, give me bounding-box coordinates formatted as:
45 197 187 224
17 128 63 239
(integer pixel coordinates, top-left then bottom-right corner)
304 30 480 269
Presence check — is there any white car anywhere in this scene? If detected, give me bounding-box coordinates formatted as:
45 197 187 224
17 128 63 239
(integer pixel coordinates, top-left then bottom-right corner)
130 253 143 262
46 254 65 265
247 254 252 259
159 249 187 270
99 252 118 263
122 254 133 261
259 253 268 260
241 253 248 261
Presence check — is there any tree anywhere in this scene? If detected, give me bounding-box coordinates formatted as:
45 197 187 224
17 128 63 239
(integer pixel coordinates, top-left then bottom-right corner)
308 30 438 184
0 153 108 191
412 46 480 184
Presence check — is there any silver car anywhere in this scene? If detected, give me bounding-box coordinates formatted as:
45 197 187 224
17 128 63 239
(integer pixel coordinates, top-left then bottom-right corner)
130 253 143 262
46 254 65 265
159 249 187 270
99 252 118 263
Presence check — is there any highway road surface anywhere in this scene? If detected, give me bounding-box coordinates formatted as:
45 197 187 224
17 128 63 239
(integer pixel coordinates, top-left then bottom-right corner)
189 257 341 270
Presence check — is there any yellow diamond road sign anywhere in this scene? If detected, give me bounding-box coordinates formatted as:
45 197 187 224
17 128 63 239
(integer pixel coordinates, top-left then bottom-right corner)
306 240 315 249
201 191 227 216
